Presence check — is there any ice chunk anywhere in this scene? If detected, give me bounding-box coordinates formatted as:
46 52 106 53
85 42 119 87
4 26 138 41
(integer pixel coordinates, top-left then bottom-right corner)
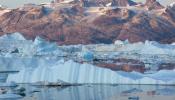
0 32 25 41
82 51 94 61
114 40 124 45
33 36 63 55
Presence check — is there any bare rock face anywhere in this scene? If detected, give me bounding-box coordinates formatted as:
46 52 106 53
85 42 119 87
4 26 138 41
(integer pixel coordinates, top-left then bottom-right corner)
145 0 164 10
112 0 137 6
117 12 175 43
0 4 49 38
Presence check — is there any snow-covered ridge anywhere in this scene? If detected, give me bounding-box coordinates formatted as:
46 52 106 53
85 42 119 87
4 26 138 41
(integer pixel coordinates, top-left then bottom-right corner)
0 33 175 85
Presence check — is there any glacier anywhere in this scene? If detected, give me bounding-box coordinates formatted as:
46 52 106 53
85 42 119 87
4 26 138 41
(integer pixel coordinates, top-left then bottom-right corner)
0 33 175 85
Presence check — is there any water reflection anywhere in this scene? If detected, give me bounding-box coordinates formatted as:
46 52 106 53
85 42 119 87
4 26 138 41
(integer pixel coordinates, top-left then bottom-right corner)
20 85 175 100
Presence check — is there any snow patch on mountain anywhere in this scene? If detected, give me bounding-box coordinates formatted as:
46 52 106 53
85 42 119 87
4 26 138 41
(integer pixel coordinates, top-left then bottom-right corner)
169 2 175 7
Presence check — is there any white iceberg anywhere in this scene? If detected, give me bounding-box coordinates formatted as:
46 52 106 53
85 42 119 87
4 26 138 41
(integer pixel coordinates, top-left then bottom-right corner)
7 60 175 85
0 32 25 41
34 36 63 56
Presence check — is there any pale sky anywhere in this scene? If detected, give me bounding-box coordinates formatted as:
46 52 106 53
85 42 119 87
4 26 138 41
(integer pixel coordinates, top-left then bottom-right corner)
0 0 174 8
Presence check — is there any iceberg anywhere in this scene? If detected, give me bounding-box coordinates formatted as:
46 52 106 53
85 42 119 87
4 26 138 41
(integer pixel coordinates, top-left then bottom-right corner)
33 36 64 56
0 32 25 41
7 60 175 85
81 51 94 61
113 40 175 55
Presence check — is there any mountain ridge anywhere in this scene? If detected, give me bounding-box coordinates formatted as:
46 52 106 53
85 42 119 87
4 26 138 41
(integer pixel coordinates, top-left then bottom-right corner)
0 0 174 45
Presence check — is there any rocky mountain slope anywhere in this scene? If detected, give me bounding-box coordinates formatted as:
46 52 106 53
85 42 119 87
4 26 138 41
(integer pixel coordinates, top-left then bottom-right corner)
144 0 164 10
0 0 175 45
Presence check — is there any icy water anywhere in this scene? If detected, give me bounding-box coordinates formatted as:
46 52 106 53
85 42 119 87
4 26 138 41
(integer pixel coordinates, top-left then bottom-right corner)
9 84 175 100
